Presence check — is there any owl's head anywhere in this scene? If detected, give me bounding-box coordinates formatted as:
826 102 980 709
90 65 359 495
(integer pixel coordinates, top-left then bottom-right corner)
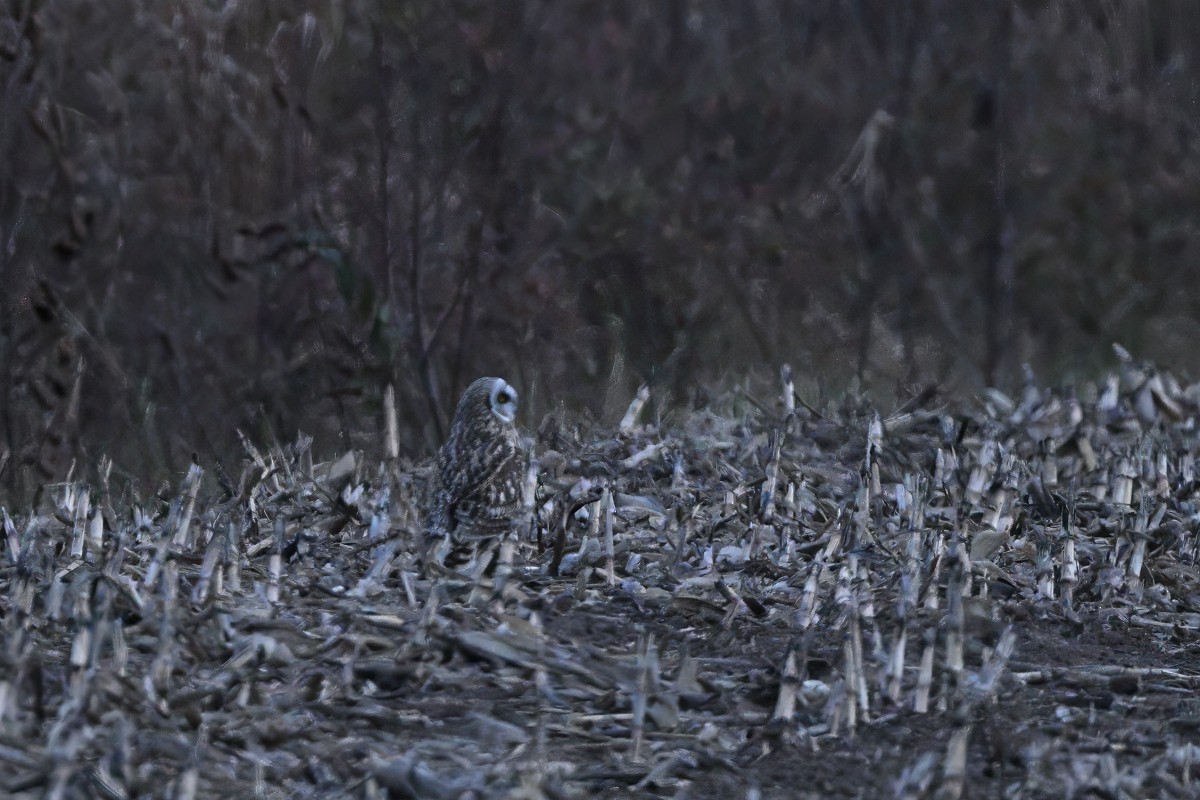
457 376 518 426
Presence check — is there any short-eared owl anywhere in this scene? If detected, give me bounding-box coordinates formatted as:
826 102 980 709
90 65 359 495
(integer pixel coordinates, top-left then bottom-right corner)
426 377 527 548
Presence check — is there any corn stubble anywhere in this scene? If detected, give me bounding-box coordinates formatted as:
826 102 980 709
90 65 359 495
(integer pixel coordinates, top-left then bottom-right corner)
2 358 1200 798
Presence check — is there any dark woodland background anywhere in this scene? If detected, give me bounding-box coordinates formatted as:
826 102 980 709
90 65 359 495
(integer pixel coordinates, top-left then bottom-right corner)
2 0 1200 498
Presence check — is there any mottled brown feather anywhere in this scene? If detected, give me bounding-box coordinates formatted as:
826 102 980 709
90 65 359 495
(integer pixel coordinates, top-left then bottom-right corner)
426 377 526 542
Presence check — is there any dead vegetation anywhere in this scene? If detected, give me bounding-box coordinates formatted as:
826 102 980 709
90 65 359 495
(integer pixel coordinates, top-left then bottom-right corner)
1 350 1199 799
4 6 1200 796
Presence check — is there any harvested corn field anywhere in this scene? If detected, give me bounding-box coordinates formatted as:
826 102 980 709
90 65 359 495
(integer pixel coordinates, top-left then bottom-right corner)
3 354 1200 799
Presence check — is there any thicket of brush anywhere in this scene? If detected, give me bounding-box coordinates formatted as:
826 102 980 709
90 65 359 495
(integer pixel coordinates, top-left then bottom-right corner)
3 2 1200 498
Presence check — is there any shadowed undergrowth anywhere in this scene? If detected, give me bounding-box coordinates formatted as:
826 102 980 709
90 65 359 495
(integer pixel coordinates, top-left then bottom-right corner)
4 2 1200 499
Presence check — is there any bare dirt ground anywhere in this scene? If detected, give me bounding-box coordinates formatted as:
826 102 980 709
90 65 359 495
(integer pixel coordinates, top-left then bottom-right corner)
3 358 1200 799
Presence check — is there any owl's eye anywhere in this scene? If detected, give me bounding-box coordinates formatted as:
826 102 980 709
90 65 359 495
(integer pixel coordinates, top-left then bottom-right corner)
496 392 511 405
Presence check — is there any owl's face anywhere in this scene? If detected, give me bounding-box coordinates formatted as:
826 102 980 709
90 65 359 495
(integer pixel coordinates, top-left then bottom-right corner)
488 378 518 423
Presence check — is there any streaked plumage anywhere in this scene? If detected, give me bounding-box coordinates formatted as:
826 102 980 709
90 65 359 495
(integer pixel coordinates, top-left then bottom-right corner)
425 377 527 555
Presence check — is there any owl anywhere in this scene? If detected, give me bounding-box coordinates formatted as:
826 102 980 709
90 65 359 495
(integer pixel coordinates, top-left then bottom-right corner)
425 377 527 555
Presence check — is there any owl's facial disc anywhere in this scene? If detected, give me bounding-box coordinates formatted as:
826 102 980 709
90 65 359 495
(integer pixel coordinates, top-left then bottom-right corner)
489 378 518 423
